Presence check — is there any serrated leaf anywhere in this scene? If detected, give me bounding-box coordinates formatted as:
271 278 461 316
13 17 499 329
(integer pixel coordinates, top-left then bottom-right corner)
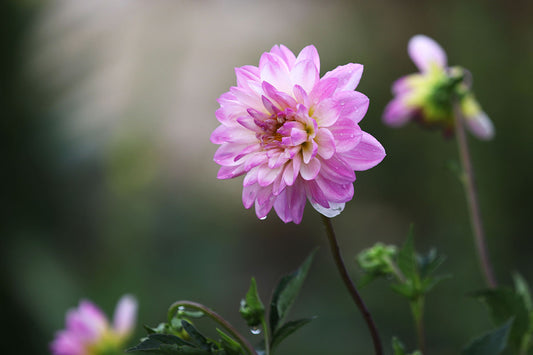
216 329 242 355
513 273 532 311
472 288 530 350
417 249 446 279
270 317 315 350
397 226 418 283
421 274 452 294
240 277 265 327
126 333 204 354
269 249 316 333
390 282 415 299
461 318 512 355
181 321 211 351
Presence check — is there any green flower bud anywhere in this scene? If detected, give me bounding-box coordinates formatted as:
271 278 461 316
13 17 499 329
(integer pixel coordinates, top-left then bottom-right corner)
357 243 398 276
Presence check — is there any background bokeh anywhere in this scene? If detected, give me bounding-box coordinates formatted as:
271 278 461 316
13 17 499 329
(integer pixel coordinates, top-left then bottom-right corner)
2 0 532 354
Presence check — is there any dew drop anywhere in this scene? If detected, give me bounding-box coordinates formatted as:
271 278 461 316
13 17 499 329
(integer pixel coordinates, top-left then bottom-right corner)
178 306 185 312
250 326 262 335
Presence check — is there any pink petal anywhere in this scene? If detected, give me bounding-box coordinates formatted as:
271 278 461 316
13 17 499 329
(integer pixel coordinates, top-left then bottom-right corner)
392 75 413 95
315 128 336 159
314 175 354 203
300 157 321 180
255 187 275 219
243 167 259 186
283 155 301 186
217 165 246 179
235 65 260 87
290 59 319 94
293 85 310 107
319 155 355 184
259 53 292 93
113 295 137 337
242 184 259 208
262 81 297 109
342 132 386 171
382 97 415 127
313 98 341 127
214 143 258 166
295 45 320 73
465 111 494 140
323 63 364 92
210 124 257 144
230 86 264 112
304 180 329 208
270 44 296 69
310 77 338 104
328 118 363 153
302 140 318 164
334 91 369 124
257 164 283 187
273 182 306 223
311 201 345 218
408 34 447 72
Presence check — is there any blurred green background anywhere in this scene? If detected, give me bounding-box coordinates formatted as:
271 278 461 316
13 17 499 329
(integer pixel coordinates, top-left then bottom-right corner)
2 0 532 354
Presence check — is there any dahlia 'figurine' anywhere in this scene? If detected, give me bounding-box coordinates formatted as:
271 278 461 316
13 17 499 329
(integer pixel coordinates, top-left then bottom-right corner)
383 34 494 140
211 44 385 223
51 295 137 355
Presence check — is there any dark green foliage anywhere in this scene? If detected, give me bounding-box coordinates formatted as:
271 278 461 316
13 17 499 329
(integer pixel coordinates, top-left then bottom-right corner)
270 318 315 351
391 337 421 355
239 278 265 327
461 319 512 355
269 249 316 334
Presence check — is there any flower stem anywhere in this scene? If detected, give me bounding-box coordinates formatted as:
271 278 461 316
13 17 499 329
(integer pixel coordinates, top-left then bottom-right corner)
410 298 426 354
453 102 497 288
321 215 383 355
261 317 271 355
168 300 258 355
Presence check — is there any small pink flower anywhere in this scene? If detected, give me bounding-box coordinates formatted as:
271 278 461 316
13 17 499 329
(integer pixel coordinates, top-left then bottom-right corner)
383 35 494 140
211 45 385 223
51 295 137 355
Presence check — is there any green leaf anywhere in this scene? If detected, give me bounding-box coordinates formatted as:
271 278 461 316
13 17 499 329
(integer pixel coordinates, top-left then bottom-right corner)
420 274 452 294
461 319 513 355
239 277 265 327
270 318 315 350
390 282 415 299
417 248 446 279
269 249 316 333
216 329 242 355
472 287 530 351
392 337 406 355
181 321 211 351
397 226 418 283
126 333 208 354
513 273 532 311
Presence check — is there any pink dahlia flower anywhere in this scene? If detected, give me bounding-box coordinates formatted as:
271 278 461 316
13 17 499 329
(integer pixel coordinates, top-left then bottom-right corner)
383 35 494 140
51 295 137 355
211 44 385 223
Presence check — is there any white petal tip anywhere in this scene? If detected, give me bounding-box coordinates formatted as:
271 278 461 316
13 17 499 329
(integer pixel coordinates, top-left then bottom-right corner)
312 202 345 218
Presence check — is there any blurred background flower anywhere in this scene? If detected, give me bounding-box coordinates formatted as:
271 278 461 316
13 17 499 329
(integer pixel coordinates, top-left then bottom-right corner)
2 0 532 354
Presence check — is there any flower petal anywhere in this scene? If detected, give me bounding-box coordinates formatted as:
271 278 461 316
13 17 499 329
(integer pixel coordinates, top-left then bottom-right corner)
382 97 415 127
300 157 321 180
465 111 494 140
315 128 336 159
323 63 364 92
313 98 341 127
408 34 447 72
342 132 386 171
260 53 292 93
270 44 296 69
295 45 320 73
334 90 369 124
235 65 260 87
290 59 319 94
113 295 137 337
328 118 363 153
311 201 345 218
273 182 306 223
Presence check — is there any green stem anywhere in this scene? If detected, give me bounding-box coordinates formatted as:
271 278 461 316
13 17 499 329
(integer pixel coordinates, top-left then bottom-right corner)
168 300 258 355
410 298 426 354
453 102 497 288
261 317 271 355
321 215 384 355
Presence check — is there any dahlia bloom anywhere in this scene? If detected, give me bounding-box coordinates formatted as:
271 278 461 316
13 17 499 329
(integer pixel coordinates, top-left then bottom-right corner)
383 35 494 140
211 44 385 223
51 295 137 355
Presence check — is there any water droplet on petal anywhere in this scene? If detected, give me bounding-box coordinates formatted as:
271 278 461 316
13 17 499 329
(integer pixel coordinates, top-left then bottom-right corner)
250 326 262 335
